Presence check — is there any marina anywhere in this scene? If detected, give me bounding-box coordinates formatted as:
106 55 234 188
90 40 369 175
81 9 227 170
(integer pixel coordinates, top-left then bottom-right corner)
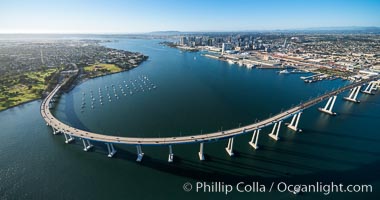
79 75 157 113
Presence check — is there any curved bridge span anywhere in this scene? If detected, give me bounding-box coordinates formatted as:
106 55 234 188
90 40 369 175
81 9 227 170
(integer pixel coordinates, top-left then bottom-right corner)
41 77 378 161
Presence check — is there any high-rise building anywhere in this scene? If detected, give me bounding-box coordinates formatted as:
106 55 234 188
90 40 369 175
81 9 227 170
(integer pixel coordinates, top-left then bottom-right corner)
180 36 188 46
195 37 202 46
222 43 233 54
207 38 214 46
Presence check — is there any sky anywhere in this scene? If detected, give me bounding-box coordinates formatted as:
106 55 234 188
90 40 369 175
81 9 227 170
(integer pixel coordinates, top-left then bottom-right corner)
0 0 379 33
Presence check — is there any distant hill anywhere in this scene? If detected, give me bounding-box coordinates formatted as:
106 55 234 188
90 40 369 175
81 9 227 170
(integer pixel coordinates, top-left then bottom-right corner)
144 27 380 35
146 31 181 36
296 26 380 33
302 26 380 31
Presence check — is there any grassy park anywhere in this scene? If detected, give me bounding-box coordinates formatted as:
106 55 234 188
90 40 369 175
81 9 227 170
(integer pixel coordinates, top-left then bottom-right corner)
314 67 355 78
0 63 123 111
0 68 58 111
83 63 123 78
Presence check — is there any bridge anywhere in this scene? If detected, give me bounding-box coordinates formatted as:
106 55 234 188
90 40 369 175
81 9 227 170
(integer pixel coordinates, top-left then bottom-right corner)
41 77 379 162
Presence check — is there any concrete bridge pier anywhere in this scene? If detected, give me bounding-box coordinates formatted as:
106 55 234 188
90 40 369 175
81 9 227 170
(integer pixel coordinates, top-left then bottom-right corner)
81 139 93 151
343 86 361 103
248 129 261 149
225 137 234 156
106 143 117 158
268 121 282 141
362 82 376 95
374 81 379 90
63 132 74 143
198 143 205 161
136 145 144 162
52 127 60 135
287 112 302 132
168 145 174 163
318 95 337 115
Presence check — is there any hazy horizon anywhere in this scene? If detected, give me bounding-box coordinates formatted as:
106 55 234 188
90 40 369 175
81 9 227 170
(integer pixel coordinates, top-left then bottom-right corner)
0 0 379 34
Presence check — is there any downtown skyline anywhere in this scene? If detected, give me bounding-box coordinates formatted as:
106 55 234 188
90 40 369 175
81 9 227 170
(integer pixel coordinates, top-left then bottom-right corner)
0 0 380 33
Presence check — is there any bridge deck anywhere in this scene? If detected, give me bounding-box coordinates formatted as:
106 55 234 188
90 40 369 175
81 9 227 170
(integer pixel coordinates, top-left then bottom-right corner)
41 77 377 145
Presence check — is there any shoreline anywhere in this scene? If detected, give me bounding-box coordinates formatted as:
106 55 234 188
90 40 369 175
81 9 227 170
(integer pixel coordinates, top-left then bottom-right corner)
65 67 136 92
160 41 199 52
0 60 148 113
0 98 41 112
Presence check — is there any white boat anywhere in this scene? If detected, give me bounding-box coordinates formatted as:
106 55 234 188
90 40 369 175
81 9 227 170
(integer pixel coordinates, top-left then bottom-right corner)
291 69 308 74
227 60 235 64
246 64 254 69
278 69 290 74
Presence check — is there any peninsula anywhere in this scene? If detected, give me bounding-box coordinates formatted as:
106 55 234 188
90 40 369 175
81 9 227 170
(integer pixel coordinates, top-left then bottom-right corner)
0 39 148 111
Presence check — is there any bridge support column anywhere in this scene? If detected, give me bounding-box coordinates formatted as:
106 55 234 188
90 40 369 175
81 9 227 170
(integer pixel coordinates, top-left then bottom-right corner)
249 129 261 149
318 95 337 115
198 143 205 161
136 145 144 162
343 86 361 103
82 139 93 152
106 143 117 158
225 137 234 156
374 82 379 91
63 133 74 144
168 145 174 163
52 127 59 135
362 82 376 95
268 121 282 141
287 112 302 132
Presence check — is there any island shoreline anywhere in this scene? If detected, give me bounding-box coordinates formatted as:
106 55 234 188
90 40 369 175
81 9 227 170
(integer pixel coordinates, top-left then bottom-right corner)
0 57 148 112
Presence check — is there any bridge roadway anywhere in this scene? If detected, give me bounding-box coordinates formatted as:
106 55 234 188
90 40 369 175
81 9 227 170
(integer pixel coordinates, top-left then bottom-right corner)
41 77 377 146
